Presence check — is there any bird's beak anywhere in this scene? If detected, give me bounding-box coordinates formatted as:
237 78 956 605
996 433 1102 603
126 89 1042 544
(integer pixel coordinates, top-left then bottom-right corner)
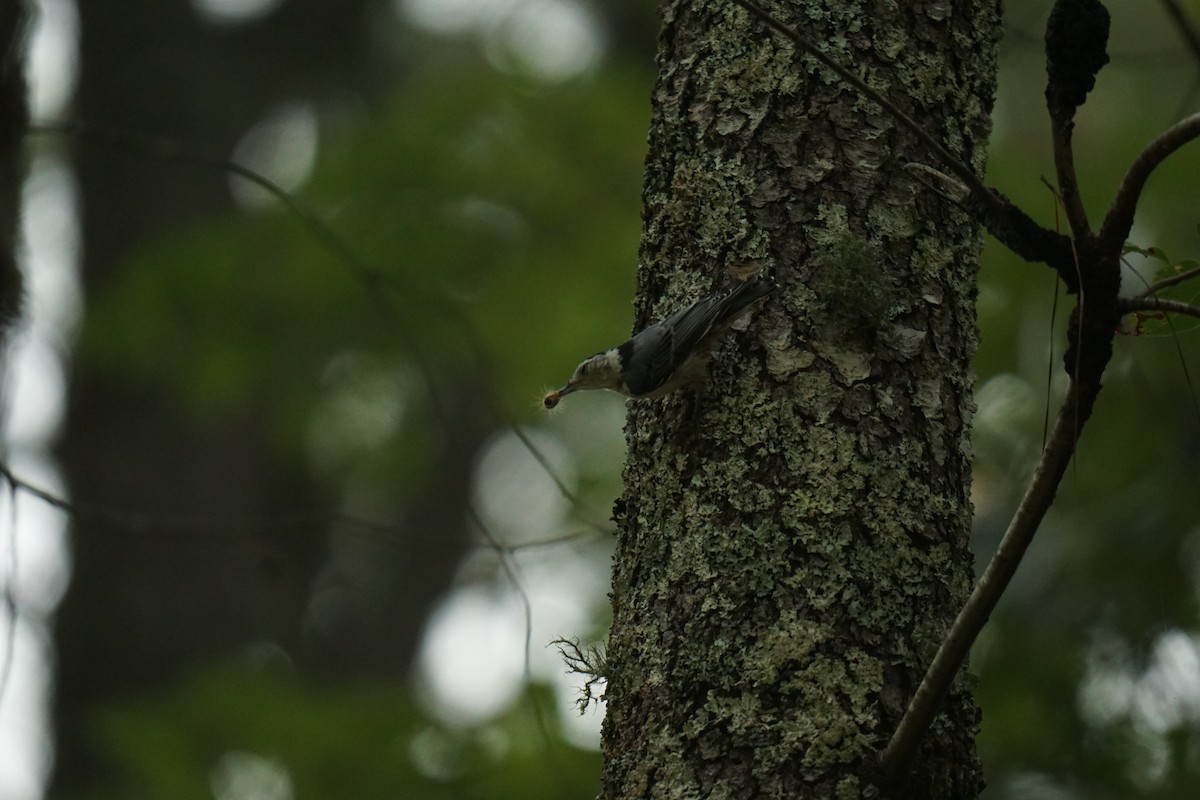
543 383 576 410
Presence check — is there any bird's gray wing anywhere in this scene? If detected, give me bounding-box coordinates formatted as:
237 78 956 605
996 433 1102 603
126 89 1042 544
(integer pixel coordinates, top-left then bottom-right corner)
713 278 776 327
621 295 725 395
619 324 672 395
621 280 775 396
663 293 730 359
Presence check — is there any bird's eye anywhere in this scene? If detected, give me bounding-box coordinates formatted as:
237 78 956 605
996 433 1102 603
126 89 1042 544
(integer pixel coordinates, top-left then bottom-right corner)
580 362 590 375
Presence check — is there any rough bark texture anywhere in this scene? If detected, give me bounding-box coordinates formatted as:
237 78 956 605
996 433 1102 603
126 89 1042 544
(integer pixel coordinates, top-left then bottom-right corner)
601 1 1000 798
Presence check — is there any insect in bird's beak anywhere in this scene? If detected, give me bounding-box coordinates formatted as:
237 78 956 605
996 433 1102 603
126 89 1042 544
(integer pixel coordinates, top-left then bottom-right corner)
543 384 577 409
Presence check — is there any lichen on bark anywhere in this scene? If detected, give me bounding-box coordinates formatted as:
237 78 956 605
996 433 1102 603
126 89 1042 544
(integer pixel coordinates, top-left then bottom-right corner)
602 1 1001 798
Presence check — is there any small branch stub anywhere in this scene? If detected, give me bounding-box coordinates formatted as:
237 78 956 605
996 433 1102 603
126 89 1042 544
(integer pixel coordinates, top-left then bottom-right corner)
1045 0 1111 122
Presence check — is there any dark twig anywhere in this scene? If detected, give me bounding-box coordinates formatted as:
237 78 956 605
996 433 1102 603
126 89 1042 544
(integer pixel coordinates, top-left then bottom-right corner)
28 123 485 465
0 455 581 769
30 122 395 304
1117 296 1200 426
1118 295 1200 320
1160 0 1200 66
1044 276 1062 448
1098 113 1200 252
1049 119 1091 239
466 504 566 773
1138 265 1200 296
509 424 612 535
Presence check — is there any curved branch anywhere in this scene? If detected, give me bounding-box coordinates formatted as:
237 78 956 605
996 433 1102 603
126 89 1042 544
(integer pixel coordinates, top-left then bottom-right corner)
1098 113 1200 251
880 376 1096 782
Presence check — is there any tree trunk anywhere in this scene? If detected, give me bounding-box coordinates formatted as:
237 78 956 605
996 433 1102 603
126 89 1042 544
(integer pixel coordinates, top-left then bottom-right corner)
0 0 28 332
601 1 999 797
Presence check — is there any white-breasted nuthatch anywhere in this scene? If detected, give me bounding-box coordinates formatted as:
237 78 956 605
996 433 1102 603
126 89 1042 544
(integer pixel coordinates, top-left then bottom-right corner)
544 276 776 408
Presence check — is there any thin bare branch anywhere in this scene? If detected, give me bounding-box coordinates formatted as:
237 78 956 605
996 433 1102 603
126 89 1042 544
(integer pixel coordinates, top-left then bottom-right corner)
31 122 392 300
1118 295 1200 320
1160 0 1200 66
1098 113 1200 251
465 504 567 772
509 424 612 535
880 377 1095 782
1044 276 1062 448
1049 121 1091 239
1137 265 1200 297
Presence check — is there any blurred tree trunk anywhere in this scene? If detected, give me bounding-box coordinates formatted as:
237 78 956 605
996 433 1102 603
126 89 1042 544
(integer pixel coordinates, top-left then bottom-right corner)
0 0 27 332
602 1 999 797
51 0 477 793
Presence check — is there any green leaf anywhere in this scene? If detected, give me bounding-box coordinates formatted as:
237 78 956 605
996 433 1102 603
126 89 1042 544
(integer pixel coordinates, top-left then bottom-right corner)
1122 242 1171 264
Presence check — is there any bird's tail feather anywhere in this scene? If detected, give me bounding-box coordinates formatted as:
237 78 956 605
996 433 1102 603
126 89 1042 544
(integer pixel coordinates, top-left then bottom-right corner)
715 276 776 325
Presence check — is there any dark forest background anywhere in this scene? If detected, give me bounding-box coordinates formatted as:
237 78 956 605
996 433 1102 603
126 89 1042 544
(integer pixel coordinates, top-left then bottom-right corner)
1 0 1198 798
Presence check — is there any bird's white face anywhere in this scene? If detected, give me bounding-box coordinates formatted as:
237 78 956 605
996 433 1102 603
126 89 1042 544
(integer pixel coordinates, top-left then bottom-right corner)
566 351 622 392
544 350 623 409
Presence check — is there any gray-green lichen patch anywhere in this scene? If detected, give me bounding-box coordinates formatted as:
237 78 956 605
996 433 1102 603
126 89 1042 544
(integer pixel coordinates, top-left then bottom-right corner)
603 0 995 796
815 342 872 384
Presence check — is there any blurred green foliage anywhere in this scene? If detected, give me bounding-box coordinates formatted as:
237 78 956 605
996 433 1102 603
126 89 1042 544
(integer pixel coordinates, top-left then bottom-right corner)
81 62 648 461
61 51 640 799
80 663 599 800
55 1 1200 798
